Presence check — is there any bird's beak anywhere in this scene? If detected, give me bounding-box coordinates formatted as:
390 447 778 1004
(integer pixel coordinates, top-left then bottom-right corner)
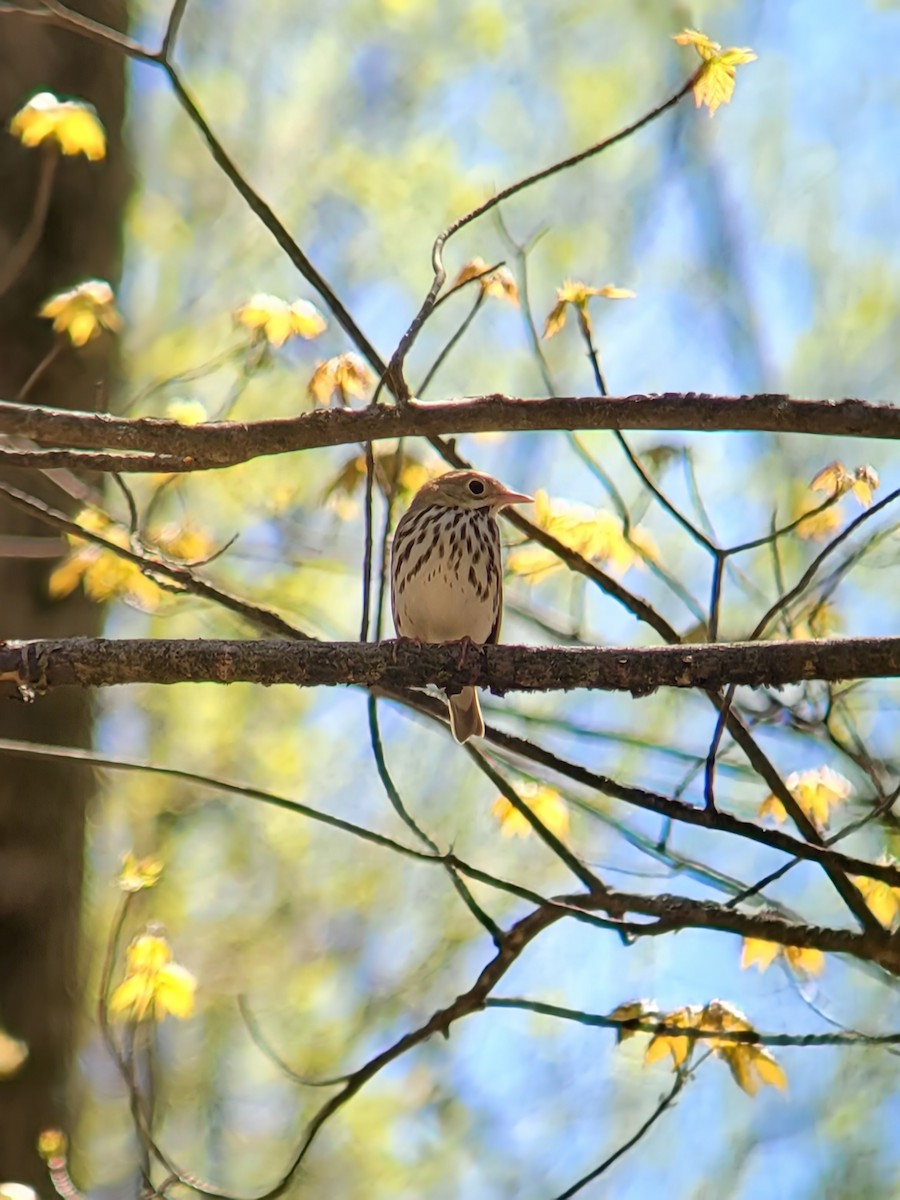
495 488 533 508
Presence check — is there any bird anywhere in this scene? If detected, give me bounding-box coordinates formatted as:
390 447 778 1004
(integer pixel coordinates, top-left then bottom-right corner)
390 469 532 743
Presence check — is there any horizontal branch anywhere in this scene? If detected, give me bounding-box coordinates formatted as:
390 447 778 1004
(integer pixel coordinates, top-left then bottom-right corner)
0 393 897 473
2 635 899 694
1 633 900 700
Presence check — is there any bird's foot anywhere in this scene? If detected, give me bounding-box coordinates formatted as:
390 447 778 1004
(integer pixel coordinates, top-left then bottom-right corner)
450 635 480 669
391 635 425 663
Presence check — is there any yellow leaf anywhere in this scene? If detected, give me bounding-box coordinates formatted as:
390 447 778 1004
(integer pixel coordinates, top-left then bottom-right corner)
788 766 852 828
452 258 492 288
48 508 166 609
607 999 659 1043
542 299 568 340
760 766 851 829
672 28 720 59
810 460 855 498
645 1005 701 1069
673 29 756 115
595 285 637 300
482 266 519 305
700 998 754 1043
110 933 196 1022
491 783 569 840
153 963 198 1019
740 938 780 973
39 279 122 346
719 1044 787 1095
308 353 374 405
542 280 634 339
48 554 88 600
10 92 106 159
165 398 207 425
333 352 375 402
741 939 824 977
118 852 164 894
783 946 825 977
153 523 213 563
795 501 843 542
851 465 879 509
853 866 900 930
234 293 326 347
508 491 642 581
451 258 519 306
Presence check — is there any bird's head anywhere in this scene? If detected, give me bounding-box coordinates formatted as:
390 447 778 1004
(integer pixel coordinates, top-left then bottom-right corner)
409 470 532 513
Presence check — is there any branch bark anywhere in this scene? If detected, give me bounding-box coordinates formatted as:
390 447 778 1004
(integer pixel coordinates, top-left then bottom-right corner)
0 393 897 472
2 635 899 693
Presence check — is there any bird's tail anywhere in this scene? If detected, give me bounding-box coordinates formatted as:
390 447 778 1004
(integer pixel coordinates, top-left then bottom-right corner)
448 687 484 744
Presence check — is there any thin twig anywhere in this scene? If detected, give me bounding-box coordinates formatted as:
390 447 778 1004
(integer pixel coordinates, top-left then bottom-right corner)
367 697 504 943
388 69 702 388
0 144 58 299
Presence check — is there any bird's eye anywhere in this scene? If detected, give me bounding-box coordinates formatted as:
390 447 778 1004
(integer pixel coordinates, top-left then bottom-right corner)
468 479 485 496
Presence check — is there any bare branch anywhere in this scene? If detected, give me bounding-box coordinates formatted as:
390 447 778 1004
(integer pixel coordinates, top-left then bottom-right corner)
0 394 896 471
3 635 900 694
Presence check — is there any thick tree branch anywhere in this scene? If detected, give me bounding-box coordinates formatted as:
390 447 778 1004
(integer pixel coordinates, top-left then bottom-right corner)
0 393 896 473
2 635 897 694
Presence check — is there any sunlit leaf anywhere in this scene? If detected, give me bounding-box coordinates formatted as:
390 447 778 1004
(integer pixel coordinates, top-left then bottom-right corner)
542 299 568 340
491 783 569 839
234 293 326 347
109 932 196 1022
39 279 122 346
166 398 208 426
153 523 214 563
451 257 519 305
719 1042 787 1095
795 499 843 542
542 280 635 339
10 91 106 159
852 465 880 508
672 28 720 59
741 938 824 977
802 460 879 523
645 1004 700 1068
607 999 659 1043
673 29 757 115
783 945 826 976
740 938 780 973
118 852 164 894
508 490 646 580
309 353 375 406
810 460 855 498
853 862 900 930
48 508 162 610
759 766 852 829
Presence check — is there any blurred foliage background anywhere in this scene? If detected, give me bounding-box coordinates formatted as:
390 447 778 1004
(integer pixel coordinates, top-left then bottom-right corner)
6 0 900 1196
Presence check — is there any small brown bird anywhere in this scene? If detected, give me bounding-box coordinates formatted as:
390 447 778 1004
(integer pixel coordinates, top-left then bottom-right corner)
391 469 532 743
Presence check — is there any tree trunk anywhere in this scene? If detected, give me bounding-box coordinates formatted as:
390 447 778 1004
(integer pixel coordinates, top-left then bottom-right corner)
0 2 128 1185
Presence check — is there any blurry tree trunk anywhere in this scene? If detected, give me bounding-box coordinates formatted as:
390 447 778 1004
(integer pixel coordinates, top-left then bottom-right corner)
0 2 128 1185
